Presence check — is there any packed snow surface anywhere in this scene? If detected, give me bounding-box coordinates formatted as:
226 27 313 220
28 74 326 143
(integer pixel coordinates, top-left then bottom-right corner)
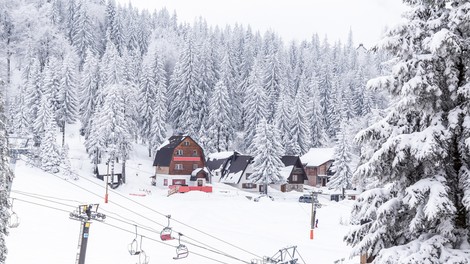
6 127 357 264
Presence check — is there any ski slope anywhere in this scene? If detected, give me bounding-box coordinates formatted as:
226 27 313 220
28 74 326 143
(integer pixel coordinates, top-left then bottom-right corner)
6 127 358 264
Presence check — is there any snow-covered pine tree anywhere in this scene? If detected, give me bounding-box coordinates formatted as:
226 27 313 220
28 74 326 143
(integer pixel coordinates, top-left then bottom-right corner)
327 121 352 199
0 78 13 264
244 58 269 153
150 79 167 156
39 103 61 173
207 79 233 153
345 1 470 262
138 52 157 149
11 85 30 136
169 36 203 137
248 118 285 195
61 144 77 180
290 82 312 155
263 45 288 123
72 0 96 66
79 49 99 138
58 51 79 146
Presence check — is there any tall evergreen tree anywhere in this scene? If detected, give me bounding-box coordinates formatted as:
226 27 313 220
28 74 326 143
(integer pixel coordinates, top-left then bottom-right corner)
345 1 470 262
0 79 13 264
327 122 352 198
39 102 61 173
207 79 232 153
79 49 99 137
169 37 203 137
290 84 312 155
244 58 268 152
58 51 79 146
248 118 285 195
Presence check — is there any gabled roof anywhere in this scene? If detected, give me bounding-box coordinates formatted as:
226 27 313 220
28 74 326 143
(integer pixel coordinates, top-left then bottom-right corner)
220 154 253 184
281 155 308 181
206 151 236 172
153 136 191 167
300 148 335 167
190 167 210 181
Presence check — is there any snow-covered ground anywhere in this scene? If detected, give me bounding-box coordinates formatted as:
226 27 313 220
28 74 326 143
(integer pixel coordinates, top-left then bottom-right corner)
6 125 358 264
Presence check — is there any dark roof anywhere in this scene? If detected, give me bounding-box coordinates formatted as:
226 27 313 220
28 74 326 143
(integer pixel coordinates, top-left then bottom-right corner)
221 154 253 184
281 156 299 167
205 152 238 172
281 155 308 181
153 136 187 166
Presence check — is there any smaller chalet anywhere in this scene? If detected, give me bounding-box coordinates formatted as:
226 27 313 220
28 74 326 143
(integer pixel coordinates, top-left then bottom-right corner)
95 163 123 188
216 153 307 193
152 136 208 188
278 156 308 192
301 148 335 187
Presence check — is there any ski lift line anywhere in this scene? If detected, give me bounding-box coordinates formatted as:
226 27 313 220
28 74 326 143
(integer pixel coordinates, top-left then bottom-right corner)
11 192 78 209
13 197 71 214
11 198 251 264
100 222 234 264
17 157 263 260
12 189 247 264
11 189 85 204
180 239 252 264
16 157 168 229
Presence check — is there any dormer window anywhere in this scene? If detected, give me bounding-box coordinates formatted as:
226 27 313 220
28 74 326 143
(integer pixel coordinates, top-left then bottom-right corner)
183 141 190 146
176 149 183 156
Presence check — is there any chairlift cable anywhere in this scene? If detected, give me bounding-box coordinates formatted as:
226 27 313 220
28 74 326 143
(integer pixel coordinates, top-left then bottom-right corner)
12 191 77 209
13 197 253 264
16 157 264 260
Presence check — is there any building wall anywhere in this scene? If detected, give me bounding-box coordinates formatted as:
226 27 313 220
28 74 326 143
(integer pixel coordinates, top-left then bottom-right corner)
168 138 205 175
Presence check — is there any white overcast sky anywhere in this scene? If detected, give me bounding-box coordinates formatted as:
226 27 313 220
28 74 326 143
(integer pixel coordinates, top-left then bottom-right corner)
118 0 407 47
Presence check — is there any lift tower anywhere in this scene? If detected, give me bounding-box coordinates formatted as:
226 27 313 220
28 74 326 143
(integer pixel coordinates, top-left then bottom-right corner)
69 204 106 264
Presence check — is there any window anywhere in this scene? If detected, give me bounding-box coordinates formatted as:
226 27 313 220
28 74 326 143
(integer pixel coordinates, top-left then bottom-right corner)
172 179 186 185
163 179 168 186
183 141 190 146
175 164 183 170
193 164 198 170
197 179 204 187
292 175 299 182
192 150 198 156
176 149 183 156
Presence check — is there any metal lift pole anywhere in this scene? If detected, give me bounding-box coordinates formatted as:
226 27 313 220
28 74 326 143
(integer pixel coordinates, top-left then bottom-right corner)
77 221 91 264
70 204 106 264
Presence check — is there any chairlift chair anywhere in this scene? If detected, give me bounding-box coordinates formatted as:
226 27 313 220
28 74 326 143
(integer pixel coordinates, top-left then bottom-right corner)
138 250 150 264
128 226 141 255
8 212 20 228
173 233 189 260
160 215 174 241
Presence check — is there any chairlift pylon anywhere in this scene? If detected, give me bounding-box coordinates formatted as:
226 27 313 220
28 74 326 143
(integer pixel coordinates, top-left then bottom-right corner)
173 233 189 260
160 215 174 241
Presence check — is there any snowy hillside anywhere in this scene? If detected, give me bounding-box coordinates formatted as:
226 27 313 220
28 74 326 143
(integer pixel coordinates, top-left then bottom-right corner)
6 127 357 264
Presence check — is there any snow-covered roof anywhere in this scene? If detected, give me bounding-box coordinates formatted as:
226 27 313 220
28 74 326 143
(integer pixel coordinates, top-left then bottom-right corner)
301 148 335 167
191 167 209 176
279 165 294 181
207 151 235 161
221 170 244 184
